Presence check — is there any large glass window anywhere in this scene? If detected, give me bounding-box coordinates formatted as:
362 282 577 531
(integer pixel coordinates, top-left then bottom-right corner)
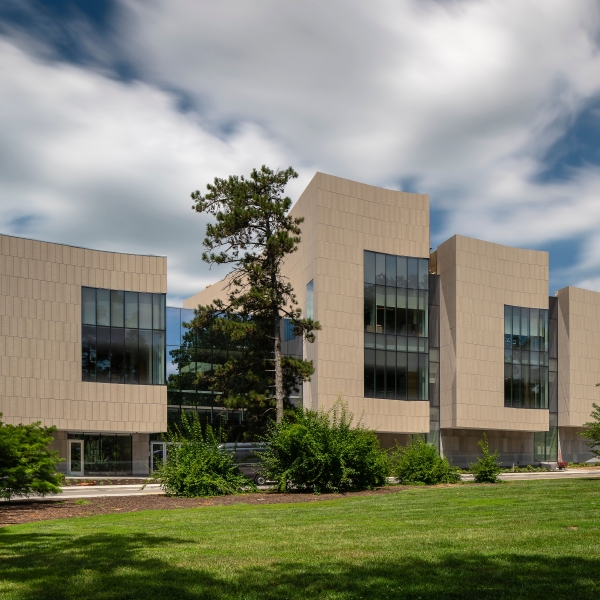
81 287 166 385
69 433 132 476
504 304 549 408
364 250 429 400
166 306 245 428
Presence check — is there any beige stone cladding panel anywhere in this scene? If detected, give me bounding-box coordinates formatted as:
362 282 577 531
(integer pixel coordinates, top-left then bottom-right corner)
437 235 549 432
183 275 233 309
559 426 598 463
180 172 431 433
312 173 430 433
441 428 534 468
437 237 457 428
0 234 167 432
558 286 600 427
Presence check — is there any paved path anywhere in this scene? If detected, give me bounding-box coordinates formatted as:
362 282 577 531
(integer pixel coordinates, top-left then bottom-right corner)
54 484 164 499
462 469 600 482
4 470 600 502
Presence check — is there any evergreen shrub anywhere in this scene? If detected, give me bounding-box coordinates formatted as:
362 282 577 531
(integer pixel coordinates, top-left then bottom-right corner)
470 434 503 483
151 413 253 497
389 436 461 485
262 403 389 493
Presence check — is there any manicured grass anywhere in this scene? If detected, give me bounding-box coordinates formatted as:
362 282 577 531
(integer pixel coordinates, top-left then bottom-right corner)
1 480 600 599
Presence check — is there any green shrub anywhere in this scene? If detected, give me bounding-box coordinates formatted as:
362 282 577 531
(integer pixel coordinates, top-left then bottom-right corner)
262 403 389 493
0 413 63 501
151 413 253 497
470 434 503 483
389 436 461 485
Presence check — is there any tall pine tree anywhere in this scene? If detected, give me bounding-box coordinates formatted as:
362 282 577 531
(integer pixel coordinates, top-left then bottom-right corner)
191 166 319 423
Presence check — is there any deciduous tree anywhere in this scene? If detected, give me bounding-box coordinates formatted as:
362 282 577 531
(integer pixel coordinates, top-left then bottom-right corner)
580 386 600 458
0 414 63 501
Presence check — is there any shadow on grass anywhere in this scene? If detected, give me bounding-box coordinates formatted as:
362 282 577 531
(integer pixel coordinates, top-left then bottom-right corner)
0 529 598 599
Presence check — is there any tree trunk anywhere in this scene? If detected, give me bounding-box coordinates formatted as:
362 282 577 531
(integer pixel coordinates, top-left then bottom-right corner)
274 312 284 423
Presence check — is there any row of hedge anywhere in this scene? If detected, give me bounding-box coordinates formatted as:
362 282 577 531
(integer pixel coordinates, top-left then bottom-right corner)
151 404 502 497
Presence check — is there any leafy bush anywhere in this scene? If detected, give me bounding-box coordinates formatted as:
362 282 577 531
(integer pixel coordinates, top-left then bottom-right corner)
469 434 503 483
151 413 253 497
580 402 600 458
389 436 461 485
0 413 63 501
261 403 389 493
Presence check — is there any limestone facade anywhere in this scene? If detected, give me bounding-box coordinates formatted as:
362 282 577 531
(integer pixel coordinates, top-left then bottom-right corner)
0 233 167 434
436 235 550 433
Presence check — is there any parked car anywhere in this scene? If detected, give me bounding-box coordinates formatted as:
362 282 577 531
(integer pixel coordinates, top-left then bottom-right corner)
218 442 269 485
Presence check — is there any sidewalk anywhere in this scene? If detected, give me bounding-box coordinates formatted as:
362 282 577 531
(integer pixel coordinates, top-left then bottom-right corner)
56 483 163 499
461 469 600 481
0 483 164 502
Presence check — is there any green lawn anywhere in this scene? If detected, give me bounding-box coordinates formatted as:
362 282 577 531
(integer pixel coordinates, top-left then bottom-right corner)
1 480 600 599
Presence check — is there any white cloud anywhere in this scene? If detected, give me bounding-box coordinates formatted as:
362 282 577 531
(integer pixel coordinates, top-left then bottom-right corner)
116 0 600 290
0 39 314 304
3 0 600 298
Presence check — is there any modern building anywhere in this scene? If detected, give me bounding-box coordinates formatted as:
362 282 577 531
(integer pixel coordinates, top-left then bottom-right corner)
0 235 167 476
186 173 600 467
2 172 600 474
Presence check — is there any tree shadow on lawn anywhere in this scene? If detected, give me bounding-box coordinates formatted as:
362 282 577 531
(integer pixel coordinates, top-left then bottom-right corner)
0 529 598 600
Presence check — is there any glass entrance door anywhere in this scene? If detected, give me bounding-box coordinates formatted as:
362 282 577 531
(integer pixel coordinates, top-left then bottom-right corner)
68 440 84 476
150 441 166 472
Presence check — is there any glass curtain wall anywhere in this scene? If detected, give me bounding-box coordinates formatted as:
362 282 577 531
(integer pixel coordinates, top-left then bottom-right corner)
364 251 429 400
534 297 559 460
504 305 549 409
166 307 244 429
82 287 166 385
427 273 440 448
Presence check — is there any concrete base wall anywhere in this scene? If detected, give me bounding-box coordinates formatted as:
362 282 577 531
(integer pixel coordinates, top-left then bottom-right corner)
441 428 534 468
132 433 150 476
49 430 69 474
560 427 599 463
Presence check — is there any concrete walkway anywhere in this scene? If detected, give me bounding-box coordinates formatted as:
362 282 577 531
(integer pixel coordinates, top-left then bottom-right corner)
3 470 599 502
56 483 163 499
461 469 600 481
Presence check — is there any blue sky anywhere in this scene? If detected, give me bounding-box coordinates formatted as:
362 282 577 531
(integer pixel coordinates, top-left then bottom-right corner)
1 1 600 304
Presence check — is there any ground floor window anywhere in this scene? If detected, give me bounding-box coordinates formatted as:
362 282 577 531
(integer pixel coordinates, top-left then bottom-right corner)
534 428 558 462
67 433 132 476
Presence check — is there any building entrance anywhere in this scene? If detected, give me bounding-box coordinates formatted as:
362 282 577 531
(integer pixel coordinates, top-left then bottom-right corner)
67 440 84 476
150 441 166 472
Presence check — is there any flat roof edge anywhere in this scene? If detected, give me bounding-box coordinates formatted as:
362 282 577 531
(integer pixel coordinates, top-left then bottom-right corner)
0 232 167 258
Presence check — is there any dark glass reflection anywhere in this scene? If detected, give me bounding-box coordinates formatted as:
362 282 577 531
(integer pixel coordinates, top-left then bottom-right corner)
82 325 96 382
364 251 375 284
124 329 139 384
81 287 166 385
125 292 139 328
96 326 110 383
97 289 110 327
139 330 153 385
139 293 153 329
504 304 548 409
110 328 125 384
82 288 96 326
363 251 430 401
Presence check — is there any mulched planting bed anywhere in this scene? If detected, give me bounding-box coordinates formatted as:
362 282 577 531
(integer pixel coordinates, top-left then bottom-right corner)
0 486 411 527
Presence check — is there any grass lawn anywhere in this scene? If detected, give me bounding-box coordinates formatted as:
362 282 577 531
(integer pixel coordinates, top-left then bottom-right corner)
1 479 600 599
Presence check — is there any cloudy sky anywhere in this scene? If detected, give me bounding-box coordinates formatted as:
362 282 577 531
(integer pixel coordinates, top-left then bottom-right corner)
1 0 600 305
